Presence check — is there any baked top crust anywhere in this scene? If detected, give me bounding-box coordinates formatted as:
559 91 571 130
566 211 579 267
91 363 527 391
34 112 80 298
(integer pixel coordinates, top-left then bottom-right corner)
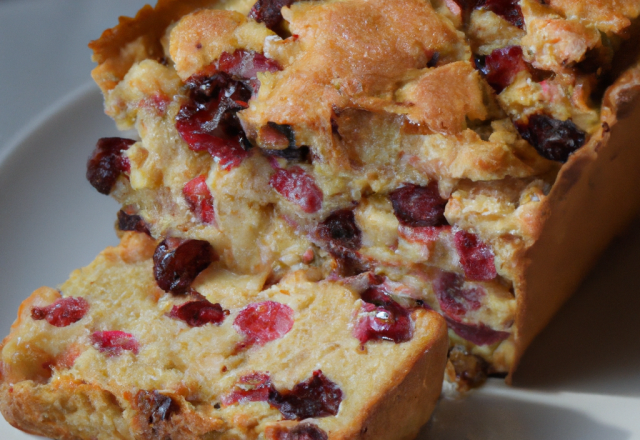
85 0 640 382
0 232 448 440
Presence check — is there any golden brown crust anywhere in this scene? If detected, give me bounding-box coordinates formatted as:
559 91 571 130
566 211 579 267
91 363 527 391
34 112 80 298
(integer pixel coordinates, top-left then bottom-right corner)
350 311 448 440
510 55 640 380
0 379 129 440
547 0 640 34
394 61 489 135
89 0 222 93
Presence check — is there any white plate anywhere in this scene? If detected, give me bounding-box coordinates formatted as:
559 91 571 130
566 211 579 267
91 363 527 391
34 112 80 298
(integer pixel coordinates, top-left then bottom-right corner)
0 85 639 439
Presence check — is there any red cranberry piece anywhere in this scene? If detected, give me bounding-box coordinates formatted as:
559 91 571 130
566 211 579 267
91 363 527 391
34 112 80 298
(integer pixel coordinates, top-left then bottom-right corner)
169 299 227 327
183 175 216 224
314 209 366 275
399 225 448 244
265 122 295 147
31 297 89 327
315 210 362 251
234 301 294 347
445 317 510 346
353 287 413 345
249 0 297 29
153 238 215 294
136 390 180 424
476 0 524 28
268 371 342 420
86 137 135 195
476 46 528 93
516 114 587 162
177 73 252 170
270 166 323 213
219 50 281 80
454 230 497 281
434 272 484 318
271 423 328 440
176 124 250 169
185 71 240 106
176 104 250 170
91 331 139 356
221 372 272 406
117 208 151 235
389 183 448 227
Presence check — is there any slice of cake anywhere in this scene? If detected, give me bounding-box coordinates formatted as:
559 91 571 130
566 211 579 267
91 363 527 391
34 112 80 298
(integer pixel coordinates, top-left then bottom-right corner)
87 0 640 385
0 231 448 439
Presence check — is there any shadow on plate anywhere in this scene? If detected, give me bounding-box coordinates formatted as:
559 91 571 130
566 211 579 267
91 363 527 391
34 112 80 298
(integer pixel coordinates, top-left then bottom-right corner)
513 215 640 396
419 393 631 440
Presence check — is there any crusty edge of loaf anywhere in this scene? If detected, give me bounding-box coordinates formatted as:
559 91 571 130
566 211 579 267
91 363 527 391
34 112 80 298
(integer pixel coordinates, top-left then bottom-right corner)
510 55 640 380
89 0 223 94
334 309 449 440
0 379 132 440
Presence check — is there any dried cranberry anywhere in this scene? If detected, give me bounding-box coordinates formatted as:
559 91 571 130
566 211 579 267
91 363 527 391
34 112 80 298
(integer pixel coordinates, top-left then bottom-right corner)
476 46 528 93
389 183 448 227
91 331 139 356
153 238 215 294
177 72 252 170
270 423 329 440
234 301 294 347
268 371 342 420
221 372 272 406
315 210 362 252
516 114 587 162
270 166 323 213
476 0 524 28
249 0 297 29
169 299 227 327
360 286 399 309
176 52 281 169
31 297 89 327
135 390 180 425
353 287 413 345
117 208 151 235
183 175 216 224
86 137 135 194
314 209 366 275
176 100 250 169
445 318 510 346
185 71 238 106
454 230 497 281
219 50 281 80
434 272 484 318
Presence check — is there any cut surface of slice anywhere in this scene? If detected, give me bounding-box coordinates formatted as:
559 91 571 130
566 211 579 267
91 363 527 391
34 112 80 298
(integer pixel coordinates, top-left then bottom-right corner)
0 232 448 440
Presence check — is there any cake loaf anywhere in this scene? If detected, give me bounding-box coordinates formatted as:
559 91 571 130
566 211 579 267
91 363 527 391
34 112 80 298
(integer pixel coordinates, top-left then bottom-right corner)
86 0 640 385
